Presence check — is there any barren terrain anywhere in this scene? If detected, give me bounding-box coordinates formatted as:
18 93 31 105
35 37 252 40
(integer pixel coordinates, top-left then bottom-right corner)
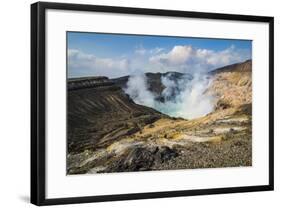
67 60 252 174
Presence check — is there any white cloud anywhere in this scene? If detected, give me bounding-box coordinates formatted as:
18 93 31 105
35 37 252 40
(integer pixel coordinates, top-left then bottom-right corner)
149 47 164 54
68 45 251 78
68 49 130 78
134 46 146 55
150 45 193 65
135 46 164 56
149 45 251 73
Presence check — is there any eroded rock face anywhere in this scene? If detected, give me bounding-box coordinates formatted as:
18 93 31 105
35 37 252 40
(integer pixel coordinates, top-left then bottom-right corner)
102 146 179 173
207 60 252 109
68 76 113 90
67 77 166 153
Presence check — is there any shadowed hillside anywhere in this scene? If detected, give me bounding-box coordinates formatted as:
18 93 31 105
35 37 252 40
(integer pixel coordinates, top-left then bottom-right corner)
68 77 165 153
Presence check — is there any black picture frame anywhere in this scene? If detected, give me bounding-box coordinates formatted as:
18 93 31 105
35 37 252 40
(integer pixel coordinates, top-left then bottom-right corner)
31 1 274 206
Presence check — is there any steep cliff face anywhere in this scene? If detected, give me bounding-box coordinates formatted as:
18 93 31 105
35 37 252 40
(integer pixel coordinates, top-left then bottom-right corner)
67 77 164 153
208 60 252 110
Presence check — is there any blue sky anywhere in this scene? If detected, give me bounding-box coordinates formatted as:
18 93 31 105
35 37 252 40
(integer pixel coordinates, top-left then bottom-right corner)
68 32 252 78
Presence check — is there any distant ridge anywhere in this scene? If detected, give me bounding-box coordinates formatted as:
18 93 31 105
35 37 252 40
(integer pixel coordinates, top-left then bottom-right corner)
68 76 115 90
210 59 252 74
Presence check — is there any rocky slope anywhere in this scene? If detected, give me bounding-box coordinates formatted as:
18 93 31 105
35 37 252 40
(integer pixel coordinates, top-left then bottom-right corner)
67 60 252 174
208 59 252 109
68 76 165 153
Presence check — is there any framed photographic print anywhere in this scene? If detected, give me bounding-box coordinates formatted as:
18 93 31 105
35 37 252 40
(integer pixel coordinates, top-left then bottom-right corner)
31 2 274 206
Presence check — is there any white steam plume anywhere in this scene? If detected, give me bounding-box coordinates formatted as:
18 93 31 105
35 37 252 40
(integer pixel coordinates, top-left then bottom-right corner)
125 73 215 119
124 74 155 108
